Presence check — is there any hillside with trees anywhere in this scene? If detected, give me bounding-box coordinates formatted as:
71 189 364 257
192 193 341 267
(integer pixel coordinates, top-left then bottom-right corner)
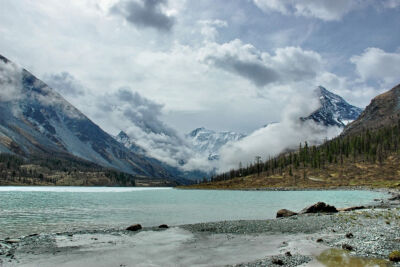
0 153 176 186
186 84 400 189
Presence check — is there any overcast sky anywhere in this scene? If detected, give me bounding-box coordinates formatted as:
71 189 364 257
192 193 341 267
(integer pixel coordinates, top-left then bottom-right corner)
1 0 399 135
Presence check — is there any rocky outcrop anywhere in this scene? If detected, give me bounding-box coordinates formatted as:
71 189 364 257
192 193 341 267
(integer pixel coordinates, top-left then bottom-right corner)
126 224 142 231
276 209 298 218
300 202 338 214
343 83 400 136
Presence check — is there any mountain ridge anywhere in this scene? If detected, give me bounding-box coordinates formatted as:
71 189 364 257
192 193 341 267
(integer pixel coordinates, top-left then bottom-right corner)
302 86 363 128
0 54 180 181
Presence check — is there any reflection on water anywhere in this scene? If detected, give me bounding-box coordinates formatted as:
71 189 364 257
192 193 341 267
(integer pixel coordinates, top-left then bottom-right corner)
317 248 391 267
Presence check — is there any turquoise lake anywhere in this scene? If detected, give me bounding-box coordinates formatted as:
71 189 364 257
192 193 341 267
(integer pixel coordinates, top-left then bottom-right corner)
0 187 387 238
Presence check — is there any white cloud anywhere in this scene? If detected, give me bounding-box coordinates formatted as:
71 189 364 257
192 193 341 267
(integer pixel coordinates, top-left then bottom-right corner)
218 91 342 172
0 58 24 102
254 0 400 21
253 0 355 21
198 19 228 41
350 47 400 85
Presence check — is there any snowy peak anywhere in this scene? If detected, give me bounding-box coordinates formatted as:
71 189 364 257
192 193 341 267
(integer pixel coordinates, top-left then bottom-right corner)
303 86 363 128
187 127 245 157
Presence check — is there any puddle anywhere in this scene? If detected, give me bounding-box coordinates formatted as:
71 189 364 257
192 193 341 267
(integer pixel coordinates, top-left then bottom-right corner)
316 248 392 267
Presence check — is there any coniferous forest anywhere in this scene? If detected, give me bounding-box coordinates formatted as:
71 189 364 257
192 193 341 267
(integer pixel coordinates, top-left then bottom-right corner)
199 121 400 189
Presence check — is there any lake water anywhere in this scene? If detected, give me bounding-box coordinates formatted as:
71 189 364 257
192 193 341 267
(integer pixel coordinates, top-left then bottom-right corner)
0 187 387 238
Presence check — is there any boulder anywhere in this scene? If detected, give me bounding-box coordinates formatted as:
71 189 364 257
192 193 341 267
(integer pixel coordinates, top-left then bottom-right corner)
342 244 353 251
276 209 298 218
300 202 338 214
389 195 400 201
389 251 400 262
345 233 354 238
126 224 142 231
158 224 169 229
271 258 284 265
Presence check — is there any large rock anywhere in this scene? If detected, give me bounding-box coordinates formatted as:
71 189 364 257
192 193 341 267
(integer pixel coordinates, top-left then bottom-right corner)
300 202 338 214
126 224 142 231
276 209 298 218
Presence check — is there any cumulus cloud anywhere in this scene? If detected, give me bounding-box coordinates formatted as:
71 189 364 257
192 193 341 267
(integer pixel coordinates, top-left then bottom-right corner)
198 39 322 87
0 58 24 102
111 0 175 31
350 47 400 85
217 91 342 172
44 72 85 97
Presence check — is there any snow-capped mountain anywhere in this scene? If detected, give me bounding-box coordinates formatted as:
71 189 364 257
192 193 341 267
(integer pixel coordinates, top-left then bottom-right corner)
302 86 363 127
187 127 245 160
0 54 177 179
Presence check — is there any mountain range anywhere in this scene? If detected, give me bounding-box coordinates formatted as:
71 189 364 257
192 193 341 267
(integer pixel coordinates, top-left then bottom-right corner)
0 54 366 185
0 54 181 182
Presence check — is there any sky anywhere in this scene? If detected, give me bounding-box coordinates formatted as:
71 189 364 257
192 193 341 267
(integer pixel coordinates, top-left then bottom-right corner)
1 0 400 135
0 0 400 171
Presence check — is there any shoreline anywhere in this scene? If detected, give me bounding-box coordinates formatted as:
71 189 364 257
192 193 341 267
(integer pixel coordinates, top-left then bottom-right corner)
1 191 399 266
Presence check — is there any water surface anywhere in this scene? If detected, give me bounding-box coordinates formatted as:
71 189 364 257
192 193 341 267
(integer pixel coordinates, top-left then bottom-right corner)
0 187 387 238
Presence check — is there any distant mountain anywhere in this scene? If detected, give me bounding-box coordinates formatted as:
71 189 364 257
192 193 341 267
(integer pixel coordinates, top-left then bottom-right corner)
0 54 178 180
302 86 363 128
343 83 400 136
187 127 245 160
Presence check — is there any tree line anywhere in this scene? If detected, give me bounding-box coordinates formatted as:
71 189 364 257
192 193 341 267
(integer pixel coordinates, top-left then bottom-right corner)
209 120 400 183
0 153 136 186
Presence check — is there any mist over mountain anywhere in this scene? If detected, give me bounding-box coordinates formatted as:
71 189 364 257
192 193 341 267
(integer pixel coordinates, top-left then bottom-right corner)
186 127 246 160
0 54 180 181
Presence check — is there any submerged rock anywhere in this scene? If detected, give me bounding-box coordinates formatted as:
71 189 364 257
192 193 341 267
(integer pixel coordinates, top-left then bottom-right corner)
5 239 20 244
276 209 297 218
300 202 338 214
339 206 365 212
126 224 142 231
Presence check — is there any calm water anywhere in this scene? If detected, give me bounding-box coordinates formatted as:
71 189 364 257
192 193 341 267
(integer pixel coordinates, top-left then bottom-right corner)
0 187 387 238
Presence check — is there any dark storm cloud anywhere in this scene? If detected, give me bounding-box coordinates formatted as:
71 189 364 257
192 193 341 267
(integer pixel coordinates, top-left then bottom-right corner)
215 59 279 87
111 0 175 32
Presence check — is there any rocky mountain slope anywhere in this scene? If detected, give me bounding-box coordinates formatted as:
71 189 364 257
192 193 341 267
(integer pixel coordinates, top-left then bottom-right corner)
302 86 362 128
0 54 178 180
343 83 400 136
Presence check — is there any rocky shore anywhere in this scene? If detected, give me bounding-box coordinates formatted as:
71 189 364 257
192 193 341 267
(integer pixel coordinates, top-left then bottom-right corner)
1 191 399 266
